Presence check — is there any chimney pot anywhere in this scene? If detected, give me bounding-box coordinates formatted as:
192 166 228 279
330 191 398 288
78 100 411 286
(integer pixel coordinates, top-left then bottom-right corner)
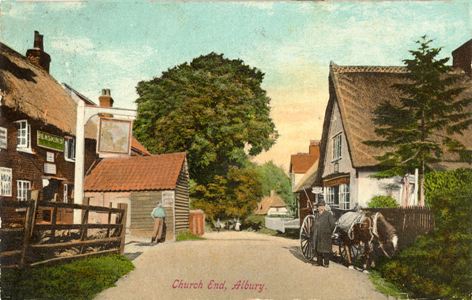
26 30 51 72
452 39 472 77
99 89 114 108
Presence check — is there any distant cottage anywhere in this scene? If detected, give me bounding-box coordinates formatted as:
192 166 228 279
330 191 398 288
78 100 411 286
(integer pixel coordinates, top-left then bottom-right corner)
255 191 288 216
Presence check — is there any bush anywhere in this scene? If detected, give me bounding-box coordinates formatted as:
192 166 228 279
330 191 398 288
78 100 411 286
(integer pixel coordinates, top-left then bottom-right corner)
377 185 472 299
242 214 265 231
368 195 399 208
0 254 134 300
425 168 472 206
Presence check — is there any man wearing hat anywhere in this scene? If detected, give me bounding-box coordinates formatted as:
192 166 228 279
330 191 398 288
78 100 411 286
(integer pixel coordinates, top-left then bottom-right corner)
313 200 335 267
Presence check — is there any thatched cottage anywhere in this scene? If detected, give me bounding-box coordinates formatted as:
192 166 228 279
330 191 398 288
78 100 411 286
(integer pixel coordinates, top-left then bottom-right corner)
314 40 472 209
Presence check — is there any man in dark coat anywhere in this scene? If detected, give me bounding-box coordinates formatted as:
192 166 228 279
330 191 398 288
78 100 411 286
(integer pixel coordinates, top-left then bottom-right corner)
313 200 335 267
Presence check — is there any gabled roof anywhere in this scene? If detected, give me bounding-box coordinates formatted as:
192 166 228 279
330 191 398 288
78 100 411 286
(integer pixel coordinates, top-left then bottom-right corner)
294 159 318 193
254 192 286 215
131 137 151 156
0 42 78 134
290 153 317 173
84 152 186 192
316 62 472 183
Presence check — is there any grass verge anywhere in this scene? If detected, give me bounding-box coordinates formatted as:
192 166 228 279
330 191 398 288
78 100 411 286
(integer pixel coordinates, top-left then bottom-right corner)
176 230 206 241
369 270 409 299
1 254 134 300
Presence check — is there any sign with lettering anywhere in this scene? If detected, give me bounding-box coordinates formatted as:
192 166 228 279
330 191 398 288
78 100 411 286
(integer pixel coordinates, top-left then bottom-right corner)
37 131 64 152
44 163 57 175
0 167 12 197
0 127 7 150
312 187 323 194
162 191 175 207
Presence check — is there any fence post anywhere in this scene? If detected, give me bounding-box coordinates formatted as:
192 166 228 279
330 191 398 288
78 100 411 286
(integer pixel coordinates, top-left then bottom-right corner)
107 202 112 238
79 198 90 254
19 200 35 268
117 203 128 255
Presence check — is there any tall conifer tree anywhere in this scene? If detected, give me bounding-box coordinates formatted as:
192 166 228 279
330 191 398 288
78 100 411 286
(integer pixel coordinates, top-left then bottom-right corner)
365 36 472 206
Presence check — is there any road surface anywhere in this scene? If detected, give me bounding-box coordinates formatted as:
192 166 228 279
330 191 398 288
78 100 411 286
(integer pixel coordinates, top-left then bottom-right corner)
96 231 387 300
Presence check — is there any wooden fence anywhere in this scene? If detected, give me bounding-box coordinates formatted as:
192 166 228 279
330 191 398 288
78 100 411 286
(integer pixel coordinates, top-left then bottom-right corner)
0 199 127 269
363 206 434 250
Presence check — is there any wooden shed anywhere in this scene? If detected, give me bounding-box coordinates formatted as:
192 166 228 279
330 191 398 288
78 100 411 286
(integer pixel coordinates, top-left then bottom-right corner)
84 152 189 241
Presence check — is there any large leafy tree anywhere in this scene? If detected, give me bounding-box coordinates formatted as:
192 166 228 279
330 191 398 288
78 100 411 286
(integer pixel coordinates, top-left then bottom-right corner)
255 161 296 215
134 53 278 184
365 36 472 206
191 166 262 221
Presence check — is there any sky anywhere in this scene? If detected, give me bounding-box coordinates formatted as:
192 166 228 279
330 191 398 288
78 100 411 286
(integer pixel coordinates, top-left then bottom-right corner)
1 0 471 171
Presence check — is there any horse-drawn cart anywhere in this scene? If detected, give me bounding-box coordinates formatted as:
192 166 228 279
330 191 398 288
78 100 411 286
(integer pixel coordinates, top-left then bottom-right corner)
300 201 398 270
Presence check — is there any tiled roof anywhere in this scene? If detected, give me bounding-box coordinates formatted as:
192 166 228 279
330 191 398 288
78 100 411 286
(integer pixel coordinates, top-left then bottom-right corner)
131 137 151 156
290 153 317 173
84 152 186 192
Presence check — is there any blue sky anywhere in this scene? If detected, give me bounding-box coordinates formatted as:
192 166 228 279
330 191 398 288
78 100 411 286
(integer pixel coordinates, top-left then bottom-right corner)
1 1 471 169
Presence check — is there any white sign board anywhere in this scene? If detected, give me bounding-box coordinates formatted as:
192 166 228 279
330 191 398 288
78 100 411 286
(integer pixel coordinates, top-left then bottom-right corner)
0 127 7 150
162 191 175 207
312 186 323 194
98 118 132 155
44 163 57 175
0 167 12 196
46 152 55 162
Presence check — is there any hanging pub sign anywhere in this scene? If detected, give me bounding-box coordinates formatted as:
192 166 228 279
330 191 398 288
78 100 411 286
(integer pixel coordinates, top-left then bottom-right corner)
98 118 132 155
37 131 64 152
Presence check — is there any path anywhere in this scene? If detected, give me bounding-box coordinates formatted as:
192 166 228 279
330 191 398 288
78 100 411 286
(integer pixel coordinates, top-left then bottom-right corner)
96 231 387 300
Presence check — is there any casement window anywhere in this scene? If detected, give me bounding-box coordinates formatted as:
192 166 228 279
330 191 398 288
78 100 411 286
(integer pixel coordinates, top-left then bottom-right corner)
0 167 12 197
325 187 335 206
339 184 350 210
0 127 7 150
332 133 342 161
63 184 68 203
17 180 31 201
15 120 32 152
64 137 75 162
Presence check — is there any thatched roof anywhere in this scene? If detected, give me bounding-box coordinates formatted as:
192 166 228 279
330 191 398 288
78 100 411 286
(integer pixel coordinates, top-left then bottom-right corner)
254 192 286 215
0 42 78 135
293 159 318 193
316 63 472 184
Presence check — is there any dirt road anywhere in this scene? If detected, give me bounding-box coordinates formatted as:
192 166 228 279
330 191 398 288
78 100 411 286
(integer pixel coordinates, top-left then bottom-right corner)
96 231 387 300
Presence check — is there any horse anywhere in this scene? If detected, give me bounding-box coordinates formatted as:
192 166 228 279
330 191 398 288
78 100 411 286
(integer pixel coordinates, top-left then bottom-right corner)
336 211 398 271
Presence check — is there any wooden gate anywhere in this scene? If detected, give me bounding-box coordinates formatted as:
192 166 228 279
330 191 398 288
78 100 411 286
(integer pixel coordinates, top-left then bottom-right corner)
0 199 128 269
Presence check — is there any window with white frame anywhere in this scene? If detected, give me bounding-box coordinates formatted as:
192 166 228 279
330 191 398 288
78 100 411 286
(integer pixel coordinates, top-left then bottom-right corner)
325 187 335 206
63 184 68 203
15 120 31 151
64 137 75 161
0 127 7 150
332 133 342 161
17 180 31 201
339 184 350 209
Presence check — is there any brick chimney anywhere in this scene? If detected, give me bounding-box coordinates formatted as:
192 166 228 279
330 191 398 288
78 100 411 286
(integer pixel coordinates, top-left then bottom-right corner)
26 31 51 72
99 89 114 108
309 140 320 161
452 39 472 77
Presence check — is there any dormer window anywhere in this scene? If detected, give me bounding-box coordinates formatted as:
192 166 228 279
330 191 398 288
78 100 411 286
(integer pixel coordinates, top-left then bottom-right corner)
332 133 342 161
15 120 32 153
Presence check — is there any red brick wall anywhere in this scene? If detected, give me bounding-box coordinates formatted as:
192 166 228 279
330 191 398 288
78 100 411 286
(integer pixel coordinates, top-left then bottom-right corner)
0 107 97 203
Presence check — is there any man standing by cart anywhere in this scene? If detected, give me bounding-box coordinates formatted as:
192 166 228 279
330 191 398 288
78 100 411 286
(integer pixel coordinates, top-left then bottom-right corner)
313 200 335 267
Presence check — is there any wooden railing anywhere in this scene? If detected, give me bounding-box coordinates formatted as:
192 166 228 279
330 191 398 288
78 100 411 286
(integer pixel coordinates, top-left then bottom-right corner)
0 199 127 269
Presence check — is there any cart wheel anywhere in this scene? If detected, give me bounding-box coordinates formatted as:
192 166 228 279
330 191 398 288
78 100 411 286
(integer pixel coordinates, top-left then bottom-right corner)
300 215 316 261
